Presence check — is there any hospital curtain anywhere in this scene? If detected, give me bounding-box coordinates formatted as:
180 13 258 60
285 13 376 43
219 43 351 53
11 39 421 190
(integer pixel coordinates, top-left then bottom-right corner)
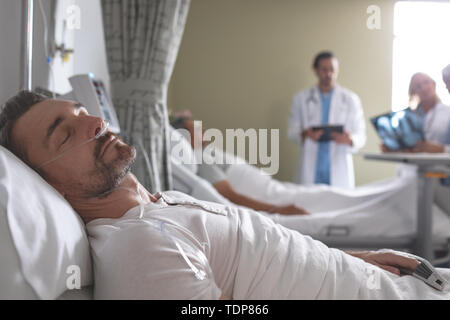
101 0 190 192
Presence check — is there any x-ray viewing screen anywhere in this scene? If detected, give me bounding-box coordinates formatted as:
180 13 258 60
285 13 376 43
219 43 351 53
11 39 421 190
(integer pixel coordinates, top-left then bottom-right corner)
371 108 425 151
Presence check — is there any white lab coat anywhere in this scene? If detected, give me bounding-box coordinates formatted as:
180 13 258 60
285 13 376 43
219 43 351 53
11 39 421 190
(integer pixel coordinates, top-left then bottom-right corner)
287 85 366 188
422 102 450 152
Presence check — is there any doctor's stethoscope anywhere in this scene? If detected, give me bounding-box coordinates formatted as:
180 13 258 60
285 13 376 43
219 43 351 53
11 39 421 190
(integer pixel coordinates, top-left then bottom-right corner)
305 88 349 123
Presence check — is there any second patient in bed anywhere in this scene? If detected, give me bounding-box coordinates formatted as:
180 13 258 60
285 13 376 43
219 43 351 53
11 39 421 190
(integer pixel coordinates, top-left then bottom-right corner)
170 112 309 215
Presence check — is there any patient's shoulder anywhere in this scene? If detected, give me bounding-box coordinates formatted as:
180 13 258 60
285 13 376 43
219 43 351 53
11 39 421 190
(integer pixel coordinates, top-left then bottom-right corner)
162 190 198 201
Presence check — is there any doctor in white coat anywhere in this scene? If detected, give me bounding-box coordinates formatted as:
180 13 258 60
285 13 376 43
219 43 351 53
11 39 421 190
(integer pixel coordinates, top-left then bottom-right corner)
288 51 366 188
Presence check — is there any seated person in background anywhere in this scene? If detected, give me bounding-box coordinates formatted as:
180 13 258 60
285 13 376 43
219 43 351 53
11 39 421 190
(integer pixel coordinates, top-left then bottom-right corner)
170 111 309 215
381 72 450 214
382 72 450 154
3 90 446 300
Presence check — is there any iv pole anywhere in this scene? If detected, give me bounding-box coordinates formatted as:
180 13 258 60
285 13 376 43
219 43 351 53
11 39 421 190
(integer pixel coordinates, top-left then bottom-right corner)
22 0 34 91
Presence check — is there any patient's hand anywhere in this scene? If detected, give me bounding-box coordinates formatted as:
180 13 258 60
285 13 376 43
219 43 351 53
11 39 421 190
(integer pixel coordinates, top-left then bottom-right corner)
270 204 309 216
347 250 419 275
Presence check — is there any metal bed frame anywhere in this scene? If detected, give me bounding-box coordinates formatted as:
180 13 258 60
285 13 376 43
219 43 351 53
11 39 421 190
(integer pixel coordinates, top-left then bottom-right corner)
317 152 450 265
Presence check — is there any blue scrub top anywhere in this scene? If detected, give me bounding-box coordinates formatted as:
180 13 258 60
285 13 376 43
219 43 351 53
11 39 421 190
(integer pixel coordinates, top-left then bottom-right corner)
314 89 334 185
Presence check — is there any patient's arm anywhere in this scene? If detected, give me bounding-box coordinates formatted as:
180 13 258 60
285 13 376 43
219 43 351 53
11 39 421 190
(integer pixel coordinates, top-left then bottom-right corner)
346 250 419 275
213 180 309 215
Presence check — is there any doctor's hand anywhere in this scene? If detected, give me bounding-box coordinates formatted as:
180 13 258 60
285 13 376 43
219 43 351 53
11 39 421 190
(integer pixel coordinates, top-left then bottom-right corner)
380 144 414 153
346 250 419 276
331 131 353 146
380 144 393 153
302 128 324 141
268 204 309 216
411 141 445 153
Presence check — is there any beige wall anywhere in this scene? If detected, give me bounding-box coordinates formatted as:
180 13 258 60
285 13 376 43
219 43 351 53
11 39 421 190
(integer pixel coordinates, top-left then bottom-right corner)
168 0 400 185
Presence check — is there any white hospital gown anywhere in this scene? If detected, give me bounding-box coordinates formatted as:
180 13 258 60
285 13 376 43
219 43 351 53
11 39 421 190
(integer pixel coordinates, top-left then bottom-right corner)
86 191 450 300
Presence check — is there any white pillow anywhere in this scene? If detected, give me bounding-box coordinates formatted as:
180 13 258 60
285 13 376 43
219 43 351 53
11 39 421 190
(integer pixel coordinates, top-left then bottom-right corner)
0 146 92 299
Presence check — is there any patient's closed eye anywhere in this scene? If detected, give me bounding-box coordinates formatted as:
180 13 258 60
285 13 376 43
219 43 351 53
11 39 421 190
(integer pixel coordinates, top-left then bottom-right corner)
61 132 71 146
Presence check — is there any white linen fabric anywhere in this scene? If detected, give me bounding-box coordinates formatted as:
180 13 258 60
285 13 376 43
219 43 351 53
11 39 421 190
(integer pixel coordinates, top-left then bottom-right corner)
57 286 94 300
225 161 450 239
168 131 240 205
86 190 450 299
170 155 232 205
0 146 92 299
169 126 198 175
0 201 37 299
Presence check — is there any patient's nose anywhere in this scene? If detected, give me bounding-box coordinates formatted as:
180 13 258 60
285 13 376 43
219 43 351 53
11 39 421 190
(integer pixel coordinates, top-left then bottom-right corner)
88 117 106 139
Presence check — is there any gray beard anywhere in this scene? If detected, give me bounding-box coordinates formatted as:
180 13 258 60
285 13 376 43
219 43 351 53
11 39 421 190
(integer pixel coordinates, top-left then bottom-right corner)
83 140 136 198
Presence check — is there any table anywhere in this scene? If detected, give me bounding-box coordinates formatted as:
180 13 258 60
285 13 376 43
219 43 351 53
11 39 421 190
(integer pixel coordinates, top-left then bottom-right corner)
362 152 450 261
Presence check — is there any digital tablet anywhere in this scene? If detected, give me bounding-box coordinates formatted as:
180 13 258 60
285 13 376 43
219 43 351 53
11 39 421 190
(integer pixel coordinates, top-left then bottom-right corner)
370 108 425 151
311 125 344 142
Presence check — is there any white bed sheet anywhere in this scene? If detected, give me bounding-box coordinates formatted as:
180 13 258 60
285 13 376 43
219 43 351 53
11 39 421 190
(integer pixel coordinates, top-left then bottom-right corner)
86 192 450 299
57 286 93 300
226 162 450 239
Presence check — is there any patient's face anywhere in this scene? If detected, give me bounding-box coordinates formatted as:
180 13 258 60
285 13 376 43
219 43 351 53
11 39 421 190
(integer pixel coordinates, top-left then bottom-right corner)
184 119 208 148
11 99 135 198
410 74 436 102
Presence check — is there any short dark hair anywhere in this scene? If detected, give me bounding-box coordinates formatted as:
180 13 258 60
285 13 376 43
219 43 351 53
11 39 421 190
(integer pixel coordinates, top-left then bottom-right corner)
313 51 336 69
0 90 48 164
169 110 193 129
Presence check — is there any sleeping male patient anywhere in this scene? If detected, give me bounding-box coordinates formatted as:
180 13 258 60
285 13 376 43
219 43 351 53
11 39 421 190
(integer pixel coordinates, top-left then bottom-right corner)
1 90 449 299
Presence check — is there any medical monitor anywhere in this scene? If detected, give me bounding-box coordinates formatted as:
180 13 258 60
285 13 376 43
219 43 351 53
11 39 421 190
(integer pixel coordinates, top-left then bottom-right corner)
370 108 424 151
60 74 121 134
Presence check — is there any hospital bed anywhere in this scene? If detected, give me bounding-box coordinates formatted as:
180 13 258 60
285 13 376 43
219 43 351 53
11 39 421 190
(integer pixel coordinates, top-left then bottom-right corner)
0 74 119 299
169 134 450 266
362 152 450 261
2 96 449 299
3 141 450 299
224 158 450 266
